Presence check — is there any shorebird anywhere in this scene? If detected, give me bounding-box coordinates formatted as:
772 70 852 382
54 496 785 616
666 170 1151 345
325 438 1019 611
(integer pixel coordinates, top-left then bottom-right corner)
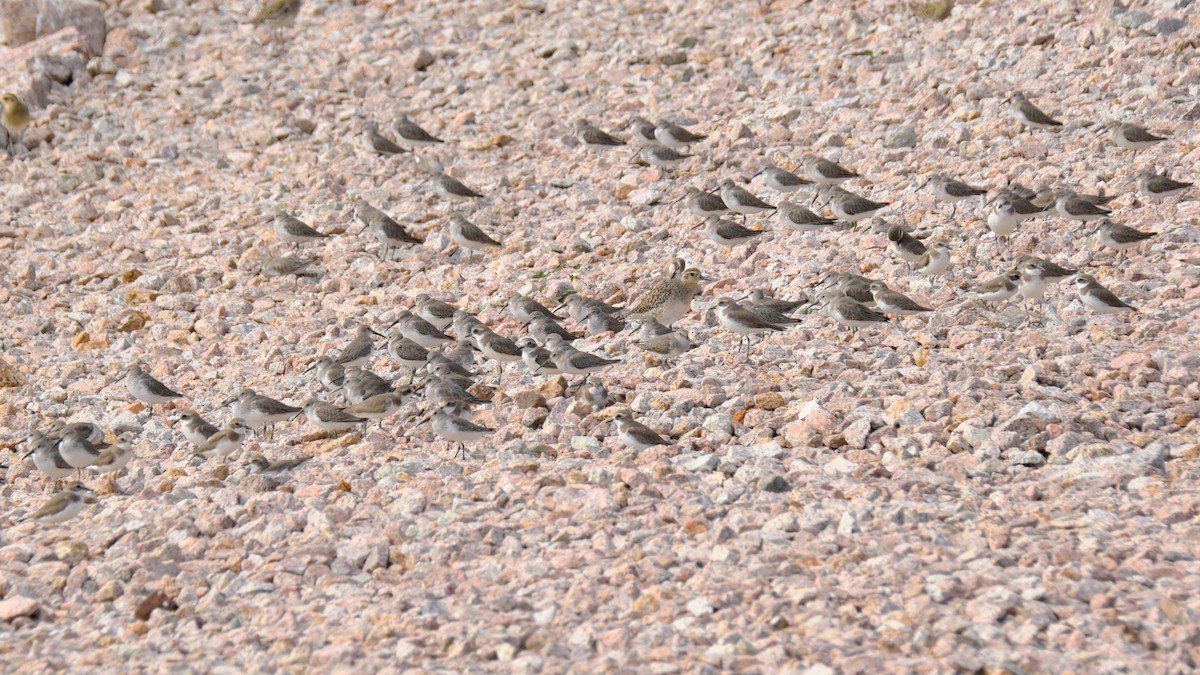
613 411 674 451
18 482 91 525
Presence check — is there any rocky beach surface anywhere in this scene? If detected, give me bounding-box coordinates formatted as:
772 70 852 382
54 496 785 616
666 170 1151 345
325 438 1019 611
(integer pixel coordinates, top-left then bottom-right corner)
1 0 1198 671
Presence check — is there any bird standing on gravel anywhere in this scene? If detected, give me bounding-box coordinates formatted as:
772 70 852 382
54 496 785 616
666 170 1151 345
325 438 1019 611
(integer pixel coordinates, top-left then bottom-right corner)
1 93 29 154
249 0 302 34
627 268 706 326
125 365 185 411
613 412 673 451
19 482 91 525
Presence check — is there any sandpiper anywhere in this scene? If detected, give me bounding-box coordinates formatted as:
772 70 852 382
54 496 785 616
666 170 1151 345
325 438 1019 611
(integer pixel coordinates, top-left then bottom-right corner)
972 270 1022 308
125 365 184 409
354 201 423 260
930 175 987 216
574 119 626 149
334 325 382 368
343 367 394 405
913 243 952 289
802 154 860 184
827 272 877 306
575 381 613 411
392 113 445 148
635 145 692 170
273 212 330 250
1136 170 1192 202
195 418 251 461
44 421 104 444
1015 259 1048 317
363 125 408 156
226 389 302 439
390 312 453 349
992 188 1050 221
179 411 219 447
346 389 412 428
715 297 787 353
449 214 502 257
887 224 927 264
757 165 814 193
261 255 319 279
413 294 459 329
249 0 302 35
654 119 706 148
583 307 625 335
247 452 312 473
19 482 90 525
384 339 426 377
23 431 74 486
869 282 933 316
547 342 621 381
1007 92 1062 130
627 116 658 144
452 309 486 338
987 201 1019 244
469 325 523 379
517 337 559 374
426 405 494 460
814 185 889 223
635 330 696 360
682 187 729 218
1075 274 1137 314
424 362 477 391
89 433 135 489
508 293 564 324
1104 121 1166 155
778 203 838 233
1055 191 1111 223
304 356 346 391
424 376 490 413
558 294 622 323
529 314 580 344
613 411 673 451
746 289 807 315
822 292 890 332
1016 255 1077 285
432 171 484 202
301 399 365 434
635 317 674 341
702 217 767 248
1096 219 1155 260
627 268 705 326
719 179 776 218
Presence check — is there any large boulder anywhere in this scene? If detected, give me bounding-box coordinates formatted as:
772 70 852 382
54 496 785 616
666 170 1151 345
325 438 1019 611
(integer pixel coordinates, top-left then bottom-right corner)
1 0 106 58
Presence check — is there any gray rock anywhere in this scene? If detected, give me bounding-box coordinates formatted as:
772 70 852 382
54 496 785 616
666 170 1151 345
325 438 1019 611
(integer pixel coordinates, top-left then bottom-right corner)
763 512 799 534
703 412 734 436
682 453 719 472
836 512 857 536
1115 10 1153 28
1046 431 1087 456
885 124 917 148
759 475 790 493
412 48 435 71
843 417 872 449
569 436 600 451
1156 18 1187 34
955 423 993 450
1007 450 1046 467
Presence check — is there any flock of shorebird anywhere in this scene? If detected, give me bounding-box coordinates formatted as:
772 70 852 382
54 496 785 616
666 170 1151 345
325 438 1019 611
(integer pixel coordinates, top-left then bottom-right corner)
7 4 1194 526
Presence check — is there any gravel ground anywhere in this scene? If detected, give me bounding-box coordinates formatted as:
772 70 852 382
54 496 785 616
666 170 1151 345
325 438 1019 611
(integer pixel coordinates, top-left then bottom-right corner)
1 0 1198 671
